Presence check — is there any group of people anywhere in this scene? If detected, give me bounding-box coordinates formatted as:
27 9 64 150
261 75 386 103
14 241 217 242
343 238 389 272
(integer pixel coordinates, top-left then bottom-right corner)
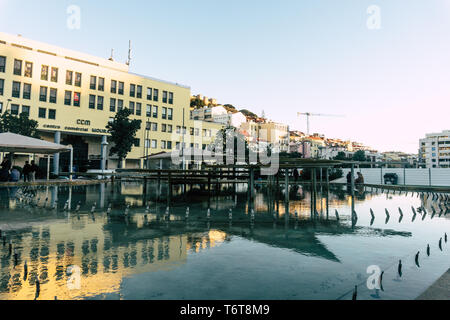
347 171 365 185
22 161 39 182
0 153 38 182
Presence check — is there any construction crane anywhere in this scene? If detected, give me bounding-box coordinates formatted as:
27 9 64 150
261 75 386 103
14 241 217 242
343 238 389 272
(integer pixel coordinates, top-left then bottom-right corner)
297 112 345 136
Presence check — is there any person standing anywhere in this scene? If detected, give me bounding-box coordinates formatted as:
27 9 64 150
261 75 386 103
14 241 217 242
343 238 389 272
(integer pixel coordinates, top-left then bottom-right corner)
30 160 38 182
355 172 365 185
23 161 32 182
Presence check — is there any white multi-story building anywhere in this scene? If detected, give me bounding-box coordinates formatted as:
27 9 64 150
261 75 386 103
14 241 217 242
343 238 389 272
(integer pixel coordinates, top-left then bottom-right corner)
191 106 247 129
419 130 450 168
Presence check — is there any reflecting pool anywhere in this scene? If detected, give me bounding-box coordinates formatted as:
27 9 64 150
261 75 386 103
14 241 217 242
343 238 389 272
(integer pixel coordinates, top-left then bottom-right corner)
0 182 448 300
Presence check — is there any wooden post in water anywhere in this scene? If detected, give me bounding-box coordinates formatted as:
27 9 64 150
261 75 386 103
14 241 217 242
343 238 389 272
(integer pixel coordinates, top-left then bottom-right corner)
157 171 161 201
208 170 212 198
249 167 255 200
285 168 289 203
313 168 317 217
143 176 147 195
351 164 355 215
167 171 172 207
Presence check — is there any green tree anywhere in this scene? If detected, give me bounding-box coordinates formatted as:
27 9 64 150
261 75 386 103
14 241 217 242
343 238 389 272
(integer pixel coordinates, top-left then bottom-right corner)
240 109 258 119
190 97 205 109
106 108 141 168
210 125 250 164
352 150 366 162
0 111 40 138
334 151 347 161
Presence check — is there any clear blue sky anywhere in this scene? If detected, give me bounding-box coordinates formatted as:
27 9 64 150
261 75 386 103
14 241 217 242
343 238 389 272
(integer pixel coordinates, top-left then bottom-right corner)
1 0 450 153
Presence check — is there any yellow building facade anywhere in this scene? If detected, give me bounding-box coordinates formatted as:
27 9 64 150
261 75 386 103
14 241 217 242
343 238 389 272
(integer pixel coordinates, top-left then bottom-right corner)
0 32 222 172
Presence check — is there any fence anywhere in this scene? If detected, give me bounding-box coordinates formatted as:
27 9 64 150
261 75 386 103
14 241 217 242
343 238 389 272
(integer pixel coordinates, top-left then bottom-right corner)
340 168 450 187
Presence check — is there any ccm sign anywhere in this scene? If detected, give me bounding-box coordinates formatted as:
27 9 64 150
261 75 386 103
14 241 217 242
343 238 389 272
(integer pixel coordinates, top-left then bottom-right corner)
77 119 91 126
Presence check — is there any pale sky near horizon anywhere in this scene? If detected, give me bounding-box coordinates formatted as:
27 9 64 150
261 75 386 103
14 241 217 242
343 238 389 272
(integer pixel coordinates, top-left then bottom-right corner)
1 0 450 154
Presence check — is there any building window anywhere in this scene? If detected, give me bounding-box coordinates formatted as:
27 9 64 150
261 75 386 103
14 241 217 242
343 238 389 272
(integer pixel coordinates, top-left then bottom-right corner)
98 77 105 91
147 87 152 100
0 79 4 95
137 85 142 99
176 126 181 134
133 139 140 147
39 87 47 102
89 95 96 109
49 88 57 103
0 56 5 73
161 141 166 149
168 108 173 120
162 124 167 132
190 127 194 135
65 91 72 106
66 70 73 85
151 139 157 149
169 92 174 104
118 99 123 111
168 125 173 133
163 91 168 103
153 89 159 101
167 141 172 149
14 59 22 76
151 122 158 131
110 98 116 112
130 84 136 97
38 107 46 118
75 72 82 87
51 67 58 82
111 80 117 93
162 107 167 119
129 101 135 114
10 104 19 115
97 96 104 110
74 92 81 107
24 62 33 78
90 76 97 90
12 81 21 98
23 83 31 99
136 102 142 116
146 104 151 117
41 65 49 80
48 109 56 120
22 105 30 116
152 105 158 118
118 81 124 95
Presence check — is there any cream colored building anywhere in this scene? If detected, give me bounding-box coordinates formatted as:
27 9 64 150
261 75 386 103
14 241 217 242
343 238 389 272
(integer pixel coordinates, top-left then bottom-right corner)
0 32 221 173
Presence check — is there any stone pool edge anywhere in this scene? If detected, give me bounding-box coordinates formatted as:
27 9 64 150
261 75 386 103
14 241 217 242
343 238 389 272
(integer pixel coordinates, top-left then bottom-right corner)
416 268 450 300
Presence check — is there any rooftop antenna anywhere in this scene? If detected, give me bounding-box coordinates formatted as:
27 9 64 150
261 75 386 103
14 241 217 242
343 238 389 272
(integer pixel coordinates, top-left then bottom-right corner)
109 48 114 61
126 40 132 66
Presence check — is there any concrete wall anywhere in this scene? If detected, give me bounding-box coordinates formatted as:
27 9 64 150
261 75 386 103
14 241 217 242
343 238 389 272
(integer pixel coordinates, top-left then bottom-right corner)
340 168 450 187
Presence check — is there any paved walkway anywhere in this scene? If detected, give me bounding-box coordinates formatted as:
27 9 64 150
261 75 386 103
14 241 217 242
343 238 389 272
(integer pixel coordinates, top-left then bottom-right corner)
0 179 109 187
417 269 450 300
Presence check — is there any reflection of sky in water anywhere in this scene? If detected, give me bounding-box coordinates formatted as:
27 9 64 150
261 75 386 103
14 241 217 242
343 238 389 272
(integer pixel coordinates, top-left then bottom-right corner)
0 183 448 300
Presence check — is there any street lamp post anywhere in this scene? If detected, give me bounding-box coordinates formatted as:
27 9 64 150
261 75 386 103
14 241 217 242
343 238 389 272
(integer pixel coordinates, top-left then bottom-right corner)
3 99 12 114
145 119 150 169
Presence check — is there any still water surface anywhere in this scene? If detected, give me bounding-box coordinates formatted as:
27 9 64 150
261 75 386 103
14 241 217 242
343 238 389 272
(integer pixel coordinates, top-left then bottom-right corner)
0 182 448 300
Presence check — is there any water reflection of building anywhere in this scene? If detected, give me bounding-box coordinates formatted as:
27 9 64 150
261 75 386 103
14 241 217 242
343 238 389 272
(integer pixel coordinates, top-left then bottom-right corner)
0 213 226 300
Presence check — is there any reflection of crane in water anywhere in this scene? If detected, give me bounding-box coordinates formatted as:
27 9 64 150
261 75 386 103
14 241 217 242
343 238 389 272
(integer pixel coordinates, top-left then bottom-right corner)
297 112 345 136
